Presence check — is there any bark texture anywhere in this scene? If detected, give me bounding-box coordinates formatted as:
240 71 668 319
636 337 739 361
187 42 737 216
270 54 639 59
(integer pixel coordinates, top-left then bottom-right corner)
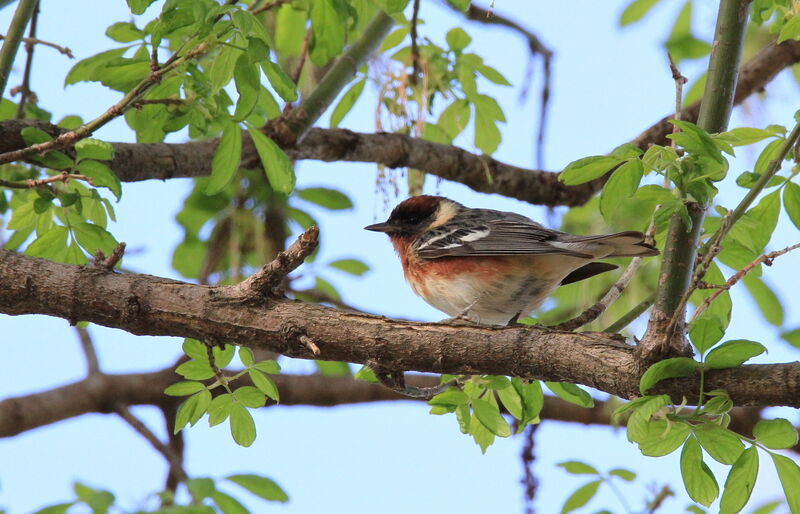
2 249 798 408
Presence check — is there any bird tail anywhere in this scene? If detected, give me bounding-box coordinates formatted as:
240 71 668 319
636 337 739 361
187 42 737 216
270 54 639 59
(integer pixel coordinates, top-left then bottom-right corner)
563 231 659 257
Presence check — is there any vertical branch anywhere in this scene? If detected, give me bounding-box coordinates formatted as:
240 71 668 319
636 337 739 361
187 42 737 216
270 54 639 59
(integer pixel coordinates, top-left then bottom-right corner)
75 325 100 375
520 423 540 514
409 0 421 86
639 0 749 362
280 11 394 142
14 0 38 118
0 0 38 99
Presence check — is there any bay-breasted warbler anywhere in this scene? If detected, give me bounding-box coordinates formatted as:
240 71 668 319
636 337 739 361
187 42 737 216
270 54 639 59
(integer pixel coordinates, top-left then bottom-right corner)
365 195 658 326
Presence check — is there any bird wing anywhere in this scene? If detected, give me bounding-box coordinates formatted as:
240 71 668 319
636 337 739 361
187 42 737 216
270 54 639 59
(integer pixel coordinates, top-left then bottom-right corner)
415 210 592 259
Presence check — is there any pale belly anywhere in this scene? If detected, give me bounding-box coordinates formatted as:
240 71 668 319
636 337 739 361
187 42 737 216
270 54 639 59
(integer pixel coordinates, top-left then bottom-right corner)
406 254 591 325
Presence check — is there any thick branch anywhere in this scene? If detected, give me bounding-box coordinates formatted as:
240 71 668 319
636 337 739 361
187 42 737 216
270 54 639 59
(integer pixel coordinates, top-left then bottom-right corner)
0 249 798 407
0 0 37 98
0 41 797 207
0 367 789 458
640 0 748 361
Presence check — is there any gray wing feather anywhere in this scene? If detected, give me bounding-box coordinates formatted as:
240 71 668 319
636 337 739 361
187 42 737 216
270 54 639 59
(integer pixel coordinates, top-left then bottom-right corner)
416 210 592 259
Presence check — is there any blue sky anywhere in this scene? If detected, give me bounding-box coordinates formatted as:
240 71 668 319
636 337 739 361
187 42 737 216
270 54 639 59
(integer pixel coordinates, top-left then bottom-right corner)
1 1 799 513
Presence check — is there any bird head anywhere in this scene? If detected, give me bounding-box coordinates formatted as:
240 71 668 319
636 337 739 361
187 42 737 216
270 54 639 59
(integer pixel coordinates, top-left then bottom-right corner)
364 195 462 237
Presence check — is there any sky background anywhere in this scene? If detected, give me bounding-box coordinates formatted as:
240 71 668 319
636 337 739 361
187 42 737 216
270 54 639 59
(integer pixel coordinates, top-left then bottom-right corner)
1 1 800 513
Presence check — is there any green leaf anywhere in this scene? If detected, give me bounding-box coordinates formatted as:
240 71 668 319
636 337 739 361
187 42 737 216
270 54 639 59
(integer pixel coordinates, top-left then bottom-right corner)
105 22 143 43
21 126 52 145
559 156 621 185
164 381 206 396
518 379 544 425
694 423 745 465
639 357 698 394
557 461 598 475
608 468 636 482
227 474 289 502
25 225 68 260
229 404 256 447
619 0 660 26
778 13 800 43
477 64 511 86
207 393 234 426
438 99 471 140
187 477 216 500
75 138 114 161
330 78 366 128
495 383 523 420
637 419 690 456
207 122 242 194
315 360 350 376
688 316 725 355
753 418 799 449
560 480 601 514
127 0 157 15
600 158 643 221
428 388 469 407
297 187 352 209
473 103 501 155
248 369 279 401
309 0 345 66
781 328 800 348
72 222 118 256
32 503 73 514
743 274 783 326
212 491 249 514
234 386 266 408
246 123 295 194
233 54 260 122
771 453 800 514
239 347 254 367
471 397 511 437
680 436 719 507
262 60 297 103
328 258 369 276
545 382 594 408
719 446 759 514
65 48 128 86
214 344 235 368
252 360 281 374
746 190 781 251
722 127 776 146
183 338 208 362
446 28 471 51
704 340 766 369
783 182 800 230
175 360 215 380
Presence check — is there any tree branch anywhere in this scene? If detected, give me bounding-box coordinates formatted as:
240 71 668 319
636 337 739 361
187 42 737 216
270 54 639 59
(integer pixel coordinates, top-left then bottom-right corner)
1 365 792 457
639 0 749 361
0 41 797 207
0 247 798 407
0 0 37 98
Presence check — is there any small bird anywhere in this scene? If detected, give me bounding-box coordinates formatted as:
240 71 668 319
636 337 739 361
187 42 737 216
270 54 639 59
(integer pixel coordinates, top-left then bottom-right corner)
365 195 659 326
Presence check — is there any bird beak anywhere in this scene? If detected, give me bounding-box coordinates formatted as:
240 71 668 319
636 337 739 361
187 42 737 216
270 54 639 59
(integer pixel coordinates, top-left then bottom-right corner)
364 221 401 233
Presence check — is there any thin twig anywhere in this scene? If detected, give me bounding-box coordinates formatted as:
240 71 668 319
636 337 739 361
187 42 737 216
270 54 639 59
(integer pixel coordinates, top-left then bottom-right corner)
667 53 687 149
0 41 210 166
409 0 421 86
115 406 189 485
549 255 651 331
131 98 186 108
92 242 126 270
250 0 291 15
74 325 100 375
281 30 310 115
689 242 800 323
14 1 38 119
0 171 94 189
236 225 319 298
0 34 72 58
603 294 655 333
